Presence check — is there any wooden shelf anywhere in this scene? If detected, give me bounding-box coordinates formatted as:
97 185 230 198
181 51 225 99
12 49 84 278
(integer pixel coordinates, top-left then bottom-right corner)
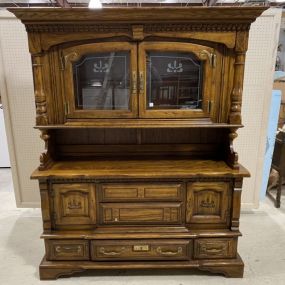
31 158 250 179
34 120 243 129
41 229 242 240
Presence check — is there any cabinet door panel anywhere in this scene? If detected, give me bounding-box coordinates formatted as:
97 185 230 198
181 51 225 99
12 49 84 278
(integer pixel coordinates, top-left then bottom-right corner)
138 42 219 120
53 183 96 227
62 42 138 119
99 202 182 225
186 182 231 224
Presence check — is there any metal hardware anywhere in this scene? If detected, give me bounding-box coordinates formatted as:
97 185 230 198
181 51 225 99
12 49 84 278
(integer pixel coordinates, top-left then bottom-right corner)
32 63 43 67
99 247 125 256
60 52 65 70
133 245 149 252
199 50 216 68
132 71 137 93
201 244 226 254
114 217 119 222
211 53 217 68
139 71 144 92
207 100 212 113
55 245 81 254
64 102 70 115
156 246 182 256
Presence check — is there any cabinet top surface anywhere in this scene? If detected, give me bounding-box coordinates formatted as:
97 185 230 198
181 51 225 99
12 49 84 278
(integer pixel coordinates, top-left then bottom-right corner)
31 158 250 179
9 7 267 24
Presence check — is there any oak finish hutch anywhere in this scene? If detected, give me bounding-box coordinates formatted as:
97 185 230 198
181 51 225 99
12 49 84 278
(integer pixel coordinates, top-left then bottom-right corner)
10 7 266 280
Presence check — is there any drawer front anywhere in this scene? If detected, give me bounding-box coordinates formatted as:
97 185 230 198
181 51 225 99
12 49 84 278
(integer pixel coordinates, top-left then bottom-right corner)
100 183 183 202
194 238 237 259
45 240 90 261
91 239 191 261
100 202 183 225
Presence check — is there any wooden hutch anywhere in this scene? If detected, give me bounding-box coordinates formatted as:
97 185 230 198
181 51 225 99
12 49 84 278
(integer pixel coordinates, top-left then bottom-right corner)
10 7 266 280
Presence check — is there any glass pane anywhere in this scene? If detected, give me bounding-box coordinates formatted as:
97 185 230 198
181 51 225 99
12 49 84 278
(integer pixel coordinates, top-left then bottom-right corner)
73 51 130 110
146 51 203 110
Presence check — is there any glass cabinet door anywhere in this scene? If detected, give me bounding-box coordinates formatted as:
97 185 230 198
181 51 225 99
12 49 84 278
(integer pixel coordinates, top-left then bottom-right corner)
138 42 218 119
62 42 138 119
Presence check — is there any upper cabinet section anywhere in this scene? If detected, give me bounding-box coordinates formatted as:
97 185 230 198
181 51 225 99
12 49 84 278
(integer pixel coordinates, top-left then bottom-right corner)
9 7 266 127
63 42 137 119
139 42 218 119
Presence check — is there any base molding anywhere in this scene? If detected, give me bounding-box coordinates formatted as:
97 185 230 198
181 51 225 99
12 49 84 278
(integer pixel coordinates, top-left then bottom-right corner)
39 254 244 280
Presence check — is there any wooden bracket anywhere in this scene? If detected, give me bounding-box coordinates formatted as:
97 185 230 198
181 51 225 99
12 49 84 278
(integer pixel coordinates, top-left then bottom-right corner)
132 25 144 40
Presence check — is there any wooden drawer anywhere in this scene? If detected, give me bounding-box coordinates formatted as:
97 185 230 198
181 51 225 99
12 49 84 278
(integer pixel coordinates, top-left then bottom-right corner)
99 202 183 225
45 240 90 261
91 239 191 261
100 183 183 202
194 238 237 259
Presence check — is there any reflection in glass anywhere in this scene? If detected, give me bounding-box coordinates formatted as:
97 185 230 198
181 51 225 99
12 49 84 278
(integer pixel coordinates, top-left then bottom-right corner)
147 51 203 110
73 51 130 110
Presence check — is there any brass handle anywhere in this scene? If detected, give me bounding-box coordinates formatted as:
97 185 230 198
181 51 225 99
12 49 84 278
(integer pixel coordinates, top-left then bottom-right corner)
99 247 125 256
55 245 81 254
132 71 137 93
201 244 226 254
156 246 182 256
139 71 144 92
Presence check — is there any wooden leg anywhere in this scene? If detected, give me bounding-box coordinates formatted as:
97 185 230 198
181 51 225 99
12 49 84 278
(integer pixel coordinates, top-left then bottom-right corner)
276 171 282 208
39 267 86 280
199 264 244 278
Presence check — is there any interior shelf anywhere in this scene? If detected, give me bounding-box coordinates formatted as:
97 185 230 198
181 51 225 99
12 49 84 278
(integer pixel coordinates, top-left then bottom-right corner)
34 120 243 129
31 158 250 179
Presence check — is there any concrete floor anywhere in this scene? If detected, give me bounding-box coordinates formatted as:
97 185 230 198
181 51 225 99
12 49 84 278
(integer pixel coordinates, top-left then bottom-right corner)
1 168 285 285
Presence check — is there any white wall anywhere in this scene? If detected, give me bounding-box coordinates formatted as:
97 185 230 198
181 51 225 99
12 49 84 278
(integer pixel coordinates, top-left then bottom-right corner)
0 10 42 207
0 8 281 209
236 8 282 209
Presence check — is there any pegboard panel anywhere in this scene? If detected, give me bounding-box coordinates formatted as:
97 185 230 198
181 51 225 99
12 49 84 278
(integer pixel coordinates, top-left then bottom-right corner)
236 8 282 208
0 11 43 207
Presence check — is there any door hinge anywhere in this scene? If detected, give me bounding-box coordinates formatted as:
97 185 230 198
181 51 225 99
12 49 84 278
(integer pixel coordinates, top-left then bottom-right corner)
60 52 65 70
207 100 212 113
211 53 216 68
64 102 70 115
200 50 216 68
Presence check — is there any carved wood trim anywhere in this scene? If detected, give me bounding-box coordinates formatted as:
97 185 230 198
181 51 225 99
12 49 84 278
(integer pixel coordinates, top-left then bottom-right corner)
144 23 250 33
32 54 48 125
229 31 248 125
26 24 131 33
231 178 243 231
25 23 251 34
39 130 53 170
226 128 239 170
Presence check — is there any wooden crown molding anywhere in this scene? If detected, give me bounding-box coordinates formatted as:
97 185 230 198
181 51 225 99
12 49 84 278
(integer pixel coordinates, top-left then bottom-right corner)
9 7 266 28
24 22 251 33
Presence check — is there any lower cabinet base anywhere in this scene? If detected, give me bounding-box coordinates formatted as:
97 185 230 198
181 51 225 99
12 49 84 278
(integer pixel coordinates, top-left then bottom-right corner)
39 254 244 280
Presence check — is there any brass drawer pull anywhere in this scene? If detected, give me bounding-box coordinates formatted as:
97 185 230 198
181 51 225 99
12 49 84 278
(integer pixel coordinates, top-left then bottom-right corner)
99 247 125 256
55 245 82 254
156 246 182 256
202 244 226 254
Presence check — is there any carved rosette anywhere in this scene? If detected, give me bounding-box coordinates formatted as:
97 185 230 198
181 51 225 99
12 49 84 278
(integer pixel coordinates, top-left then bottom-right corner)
32 55 48 125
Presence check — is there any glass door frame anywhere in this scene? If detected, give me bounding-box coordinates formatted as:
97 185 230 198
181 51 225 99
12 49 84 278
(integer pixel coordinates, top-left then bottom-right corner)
138 41 217 119
62 42 138 119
